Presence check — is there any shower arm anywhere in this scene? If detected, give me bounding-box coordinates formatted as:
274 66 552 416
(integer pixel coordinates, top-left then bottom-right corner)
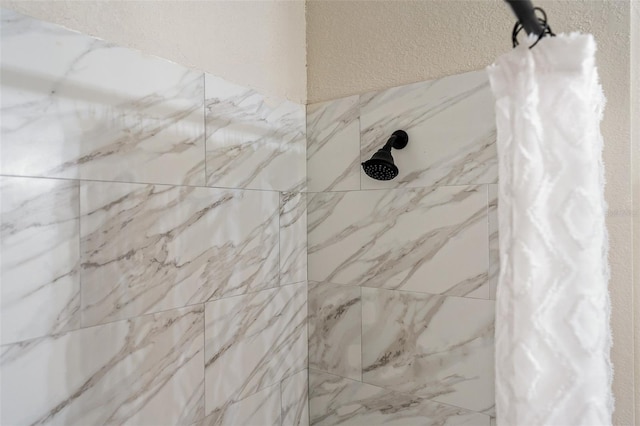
504 0 544 36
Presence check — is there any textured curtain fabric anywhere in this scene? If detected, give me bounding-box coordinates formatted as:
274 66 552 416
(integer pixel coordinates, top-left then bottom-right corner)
487 34 613 426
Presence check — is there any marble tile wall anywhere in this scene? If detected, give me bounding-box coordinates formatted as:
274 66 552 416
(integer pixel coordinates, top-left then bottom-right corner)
362 288 494 413
309 371 490 426
2 8 499 426
306 96 360 192
281 369 310 426
359 71 497 190
1 9 307 426
308 282 361 380
0 12 205 185
204 284 307 418
306 69 498 424
205 75 306 192
308 185 489 298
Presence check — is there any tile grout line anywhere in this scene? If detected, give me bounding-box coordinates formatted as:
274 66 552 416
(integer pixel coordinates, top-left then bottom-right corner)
487 183 492 300
301 280 494 303
202 238 207 426
279 378 284 426
305 181 498 194
0 173 288 194
0 281 308 349
77 179 83 331
358 93 363 192
308 367 491 418
0 173 497 195
306 278 311 426
202 302 207 421
203 73 208 187
278 192 282 288
304 138 312 425
359 285 364 383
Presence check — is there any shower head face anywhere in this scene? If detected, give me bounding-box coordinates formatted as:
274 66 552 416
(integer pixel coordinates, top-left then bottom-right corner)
361 130 407 181
362 158 399 181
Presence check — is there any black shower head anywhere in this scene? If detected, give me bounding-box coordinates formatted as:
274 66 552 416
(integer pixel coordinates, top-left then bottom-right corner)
361 130 408 181
361 152 398 181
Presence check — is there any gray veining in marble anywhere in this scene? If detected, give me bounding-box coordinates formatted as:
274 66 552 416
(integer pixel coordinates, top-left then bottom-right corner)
80 181 279 326
488 184 499 300
361 287 495 413
1 9 316 426
308 185 489 297
0 9 205 185
308 282 361 380
281 369 310 426
306 96 360 192
1 176 81 344
204 283 307 418
194 384 281 426
280 192 308 286
359 70 497 190
309 370 490 426
205 74 306 192
0 305 205 426
1 9 502 424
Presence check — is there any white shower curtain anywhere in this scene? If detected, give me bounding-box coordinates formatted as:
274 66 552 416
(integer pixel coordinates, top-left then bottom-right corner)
487 34 613 425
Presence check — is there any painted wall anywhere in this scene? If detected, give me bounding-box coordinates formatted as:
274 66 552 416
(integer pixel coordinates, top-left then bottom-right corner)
0 0 307 104
632 1 640 422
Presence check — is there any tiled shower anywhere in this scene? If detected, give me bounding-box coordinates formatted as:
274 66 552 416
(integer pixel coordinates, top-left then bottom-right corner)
306 72 498 425
1 9 497 426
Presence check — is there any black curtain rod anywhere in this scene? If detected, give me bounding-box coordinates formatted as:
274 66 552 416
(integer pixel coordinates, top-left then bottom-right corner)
505 0 544 36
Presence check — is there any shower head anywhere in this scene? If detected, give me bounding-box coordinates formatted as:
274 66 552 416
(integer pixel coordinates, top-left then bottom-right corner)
361 130 408 181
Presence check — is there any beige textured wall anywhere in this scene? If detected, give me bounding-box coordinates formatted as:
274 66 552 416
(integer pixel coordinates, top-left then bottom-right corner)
632 0 639 422
0 0 307 103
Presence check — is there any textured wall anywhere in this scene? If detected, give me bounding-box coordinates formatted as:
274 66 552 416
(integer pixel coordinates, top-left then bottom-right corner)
632 1 640 422
0 0 307 103
306 1 628 102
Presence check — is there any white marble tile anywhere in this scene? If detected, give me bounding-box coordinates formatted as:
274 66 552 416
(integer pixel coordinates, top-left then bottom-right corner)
309 370 490 426
204 283 307 417
205 74 306 192
306 96 360 192
0 9 205 185
280 192 307 286
308 186 489 298
281 369 309 426
360 70 497 189
488 184 499 300
80 181 279 326
361 287 495 413
194 384 281 426
0 177 80 344
0 305 205 426
308 282 361 380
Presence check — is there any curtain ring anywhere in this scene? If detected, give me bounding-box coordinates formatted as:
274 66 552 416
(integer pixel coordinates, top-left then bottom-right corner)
511 7 555 49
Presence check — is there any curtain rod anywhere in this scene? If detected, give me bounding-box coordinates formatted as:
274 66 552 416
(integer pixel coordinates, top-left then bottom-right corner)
504 0 545 36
